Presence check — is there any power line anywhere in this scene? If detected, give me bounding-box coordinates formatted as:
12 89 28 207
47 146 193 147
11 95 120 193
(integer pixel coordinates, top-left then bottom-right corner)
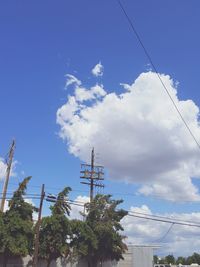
154 223 174 243
3 192 200 229
127 213 200 228
128 210 200 225
2 182 200 203
0 196 41 200
116 0 200 150
0 181 90 197
0 193 40 198
44 195 200 229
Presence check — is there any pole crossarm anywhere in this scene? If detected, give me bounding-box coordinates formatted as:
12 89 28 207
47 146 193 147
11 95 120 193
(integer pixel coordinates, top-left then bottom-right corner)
80 148 105 202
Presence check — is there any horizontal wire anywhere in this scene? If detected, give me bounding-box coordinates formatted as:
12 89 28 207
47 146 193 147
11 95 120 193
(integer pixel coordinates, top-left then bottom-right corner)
2 195 200 228
128 210 200 225
127 213 200 228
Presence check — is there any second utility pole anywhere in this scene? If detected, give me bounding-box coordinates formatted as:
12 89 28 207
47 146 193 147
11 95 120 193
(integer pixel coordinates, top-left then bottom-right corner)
80 148 104 202
32 184 45 267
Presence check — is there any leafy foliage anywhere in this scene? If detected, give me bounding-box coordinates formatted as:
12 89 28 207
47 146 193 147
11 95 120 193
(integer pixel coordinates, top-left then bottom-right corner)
0 212 6 253
70 219 97 263
39 187 72 267
39 215 71 266
9 176 38 220
1 177 36 266
0 181 129 267
157 253 200 265
75 194 128 267
165 254 175 264
50 187 71 216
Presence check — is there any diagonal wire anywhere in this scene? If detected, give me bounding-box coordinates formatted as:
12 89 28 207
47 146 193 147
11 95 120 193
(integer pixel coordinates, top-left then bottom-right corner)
117 0 200 150
153 223 174 243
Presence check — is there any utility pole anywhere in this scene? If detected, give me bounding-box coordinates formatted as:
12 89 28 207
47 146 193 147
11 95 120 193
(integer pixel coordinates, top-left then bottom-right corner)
32 184 45 267
0 140 15 212
90 148 94 201
80 148 104 202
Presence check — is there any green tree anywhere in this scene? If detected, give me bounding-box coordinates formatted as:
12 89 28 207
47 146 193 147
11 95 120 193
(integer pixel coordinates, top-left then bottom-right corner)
165 254 175 264
153 255 159 264
0 212 6 254
2 177 36 267
186 253 200 265
159 258 165 264
39 187 72 267
73 194 128 267
176 256 186 265
70 219 97 264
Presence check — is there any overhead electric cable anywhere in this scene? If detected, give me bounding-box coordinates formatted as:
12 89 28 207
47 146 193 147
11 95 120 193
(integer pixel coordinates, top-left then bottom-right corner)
44 195 200 228
128 210 200 225
154 223 174 243
3 192 200 229
127 213 200 228
0 197 41 200
117 0 200 150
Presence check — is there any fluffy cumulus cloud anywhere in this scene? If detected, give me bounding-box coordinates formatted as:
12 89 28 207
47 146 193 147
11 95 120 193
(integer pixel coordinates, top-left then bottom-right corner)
122 205 200 256
91 62 104 77
57 71 200 202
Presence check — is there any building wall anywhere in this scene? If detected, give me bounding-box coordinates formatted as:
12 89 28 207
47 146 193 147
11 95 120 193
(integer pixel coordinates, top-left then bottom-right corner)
0 246 154 267
132 246 154 267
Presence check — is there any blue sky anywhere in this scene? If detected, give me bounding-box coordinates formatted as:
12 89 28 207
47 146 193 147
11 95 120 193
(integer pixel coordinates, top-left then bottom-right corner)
1 0 200 256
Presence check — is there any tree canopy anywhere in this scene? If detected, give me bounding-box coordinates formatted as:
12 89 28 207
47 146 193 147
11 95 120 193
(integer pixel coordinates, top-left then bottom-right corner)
39 187 72 267
0 182 129 267
74 194 128 267
1 177 36 267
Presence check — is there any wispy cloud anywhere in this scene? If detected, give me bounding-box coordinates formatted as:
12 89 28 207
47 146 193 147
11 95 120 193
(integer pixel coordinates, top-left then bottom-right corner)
64 74 82 90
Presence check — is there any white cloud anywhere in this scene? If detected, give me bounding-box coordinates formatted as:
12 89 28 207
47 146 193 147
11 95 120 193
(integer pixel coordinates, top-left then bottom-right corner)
64 74 81 89
122 205 200 256
25 198 38 221
4 200 9 212
0 158 7 180
75 84 106 102
70 195 89 220
57 71 200 202
0 158 17 182
91 62 104 77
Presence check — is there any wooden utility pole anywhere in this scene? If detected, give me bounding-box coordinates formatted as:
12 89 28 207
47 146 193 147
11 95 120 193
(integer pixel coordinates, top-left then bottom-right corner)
0 140 15 212
80 148 104 202
90 148 94 202
32 184 45 267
